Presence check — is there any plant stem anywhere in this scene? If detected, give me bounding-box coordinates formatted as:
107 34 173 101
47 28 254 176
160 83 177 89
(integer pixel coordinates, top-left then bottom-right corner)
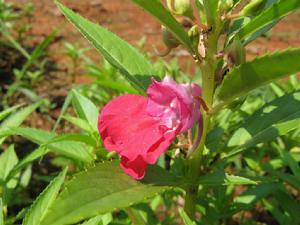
184 4 222 218
184 113 211 219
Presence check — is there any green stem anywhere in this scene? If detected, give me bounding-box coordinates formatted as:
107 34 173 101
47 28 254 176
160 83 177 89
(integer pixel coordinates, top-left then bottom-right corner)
184 4 222 218
184 113 211 219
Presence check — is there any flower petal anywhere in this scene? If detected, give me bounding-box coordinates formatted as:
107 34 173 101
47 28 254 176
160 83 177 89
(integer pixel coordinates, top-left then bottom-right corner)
98 94 178 179
120 156 148 180
147 76 201 133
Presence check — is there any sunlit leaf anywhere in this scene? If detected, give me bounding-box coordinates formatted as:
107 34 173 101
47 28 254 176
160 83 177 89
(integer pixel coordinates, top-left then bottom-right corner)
178 208 197 225
7 147 48 182
45 134 97 147
235 0 300 43
56 1 155 93
11 127 93 163
216 49 300 105
0 103 39 144
62 116 94 133
95 79 139 94
41 161 179 225
0 104 23 121
23 168 67 225
227 91 300 157
198 169 257 186
231 183 280 213
71 90 99 132
80 216 103 225
0 145 18 183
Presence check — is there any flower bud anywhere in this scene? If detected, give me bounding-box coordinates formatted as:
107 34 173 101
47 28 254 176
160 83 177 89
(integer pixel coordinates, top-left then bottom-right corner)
188 25 199 49
240 0 267 17
161 26 180 49
167 0 193 19
226 38 245 66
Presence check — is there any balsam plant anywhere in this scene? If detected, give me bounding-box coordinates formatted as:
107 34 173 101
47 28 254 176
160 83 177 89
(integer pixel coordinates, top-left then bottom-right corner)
1 0 300 224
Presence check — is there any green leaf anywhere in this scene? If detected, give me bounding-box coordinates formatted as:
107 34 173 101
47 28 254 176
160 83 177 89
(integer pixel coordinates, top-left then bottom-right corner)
130 204 158 225
236 0 300 42
273 190 300 224
0 103 39 144
0 104 39 131
0 198 3 225
278 148 300 181
132 0 194 53
100 213 113 225
242 20 278 45
263 165 300 192
41 161 178 225
71 90 98 132
263 187 300 224
0 145 18 183
11 127 93 163
22 168 67 225
20 165 32 188
227 91 300 157
20 30 57 75
56 1 155 93
198 169 257 186
216 49 300 105
62 115 94 133
231 183 280 213
8 147 48 180
80 216 103 225
45 134 97 147
178 208 197 225
262 199 287 225
53 91 72 132
0 104 23 121
81 214 112 225
95 79 139 94
228 0 276 43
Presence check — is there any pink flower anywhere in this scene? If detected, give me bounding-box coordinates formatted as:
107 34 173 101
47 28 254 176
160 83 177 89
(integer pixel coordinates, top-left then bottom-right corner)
98 76 202 179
